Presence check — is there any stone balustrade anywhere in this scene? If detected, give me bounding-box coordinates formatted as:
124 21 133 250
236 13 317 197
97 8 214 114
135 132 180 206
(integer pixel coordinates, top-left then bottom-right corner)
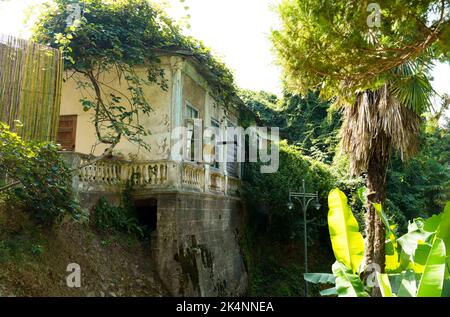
78 155 169 187
209 171 225 194
63 152 240 197
181 163 205 191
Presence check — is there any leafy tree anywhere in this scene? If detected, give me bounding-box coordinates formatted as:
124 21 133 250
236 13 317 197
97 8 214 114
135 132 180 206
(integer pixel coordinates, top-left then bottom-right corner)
239 89 285 128
242 141 337 296
272 0 450 102
387 115 450 225
272 0 450 288
239 90 341 163
281 91 341 163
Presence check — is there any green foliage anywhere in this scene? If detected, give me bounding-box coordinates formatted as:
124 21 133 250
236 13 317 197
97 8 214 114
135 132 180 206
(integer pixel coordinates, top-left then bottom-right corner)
0 122 83 225
239 89 285 128
416 238 446 297
272 0 450 104
386 118 450 225
91 183 144 238
92 197 144 237
241 226 330 297
33 0 238 149
239 90 341 163
242 140 336 242
307 188 450 297
241 89 449 236
376 272 394 297
304 273 335 285
242 140 337 296
332 261 370 297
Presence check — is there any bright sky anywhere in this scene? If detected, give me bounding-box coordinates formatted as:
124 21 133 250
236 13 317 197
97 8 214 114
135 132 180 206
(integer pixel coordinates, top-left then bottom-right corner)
0 0 449 116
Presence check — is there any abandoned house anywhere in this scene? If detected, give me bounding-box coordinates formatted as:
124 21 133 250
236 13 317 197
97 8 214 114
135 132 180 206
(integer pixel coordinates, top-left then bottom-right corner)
57 50 248 296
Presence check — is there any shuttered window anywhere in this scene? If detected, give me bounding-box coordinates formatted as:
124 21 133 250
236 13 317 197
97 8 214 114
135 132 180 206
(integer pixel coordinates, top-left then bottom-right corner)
226 121 238 177
184 103 202 162
57 115 77 151
210 119 221 169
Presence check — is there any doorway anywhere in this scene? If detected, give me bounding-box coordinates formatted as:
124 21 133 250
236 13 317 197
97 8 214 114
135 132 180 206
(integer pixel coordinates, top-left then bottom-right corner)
134 199 158 236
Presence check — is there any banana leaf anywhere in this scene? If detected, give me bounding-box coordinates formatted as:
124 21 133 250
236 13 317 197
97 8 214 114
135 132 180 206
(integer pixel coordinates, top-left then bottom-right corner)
417 238 447 297
304 273 336 285
397 270 417 297
319 287 338 296
328 189 365 273
376 273 393 297
332 261 369 297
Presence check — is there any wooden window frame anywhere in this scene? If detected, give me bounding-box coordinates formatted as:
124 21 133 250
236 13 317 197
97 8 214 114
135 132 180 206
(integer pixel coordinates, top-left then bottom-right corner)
57 115 77 152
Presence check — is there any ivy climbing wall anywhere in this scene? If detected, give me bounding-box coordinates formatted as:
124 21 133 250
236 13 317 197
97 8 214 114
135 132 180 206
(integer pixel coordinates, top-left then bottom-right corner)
0 34 63 141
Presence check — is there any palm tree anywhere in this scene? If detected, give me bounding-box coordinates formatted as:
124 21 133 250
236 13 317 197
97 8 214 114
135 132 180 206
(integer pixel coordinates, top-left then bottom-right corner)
340 61 434 285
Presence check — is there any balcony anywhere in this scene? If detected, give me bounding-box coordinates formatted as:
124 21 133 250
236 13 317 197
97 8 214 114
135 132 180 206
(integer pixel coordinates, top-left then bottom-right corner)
61 152 241 198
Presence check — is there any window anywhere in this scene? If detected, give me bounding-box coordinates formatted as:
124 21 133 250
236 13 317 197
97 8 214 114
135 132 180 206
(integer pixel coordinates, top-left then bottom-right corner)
211 119 221 169
226 120 239 178
57 115 77 151
185 103 199 120
185 103 201 162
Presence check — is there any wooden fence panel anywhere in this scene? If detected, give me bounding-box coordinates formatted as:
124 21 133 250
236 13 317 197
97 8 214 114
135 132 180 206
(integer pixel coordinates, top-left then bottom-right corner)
0 34 63 141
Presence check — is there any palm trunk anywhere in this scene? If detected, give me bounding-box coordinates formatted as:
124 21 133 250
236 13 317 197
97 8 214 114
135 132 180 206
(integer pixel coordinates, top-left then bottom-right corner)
365 141 389 297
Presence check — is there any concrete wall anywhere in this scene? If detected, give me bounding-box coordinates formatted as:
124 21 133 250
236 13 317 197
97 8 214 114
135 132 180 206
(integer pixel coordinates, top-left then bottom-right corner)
152 192 247 296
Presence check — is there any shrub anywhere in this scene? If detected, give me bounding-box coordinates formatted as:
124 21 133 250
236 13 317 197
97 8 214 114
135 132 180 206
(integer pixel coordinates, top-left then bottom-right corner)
91 183 144 238
0 122 83 225
92 198 142 236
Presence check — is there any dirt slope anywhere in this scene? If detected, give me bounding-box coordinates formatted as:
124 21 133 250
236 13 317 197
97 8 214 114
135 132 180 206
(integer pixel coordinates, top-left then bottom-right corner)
0 204 168 297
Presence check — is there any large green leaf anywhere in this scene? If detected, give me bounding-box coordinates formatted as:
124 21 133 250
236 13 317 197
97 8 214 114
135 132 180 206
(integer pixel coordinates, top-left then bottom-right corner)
417 238 447 297
410 241 432 273
328 189 365 273
376 273 393 297
332 261 369 297
319 287 338 296
386 230 401 272
397 270 417 297
397 230 434 257
436 202 450 256
304 273 336 285
424 214 442 233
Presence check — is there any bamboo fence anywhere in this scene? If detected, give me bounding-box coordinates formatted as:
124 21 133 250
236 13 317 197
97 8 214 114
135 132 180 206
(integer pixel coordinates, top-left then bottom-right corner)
0 34 63 141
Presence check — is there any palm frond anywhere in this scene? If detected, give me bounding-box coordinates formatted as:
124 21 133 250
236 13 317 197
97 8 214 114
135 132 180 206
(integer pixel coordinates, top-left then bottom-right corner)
389 59 435 114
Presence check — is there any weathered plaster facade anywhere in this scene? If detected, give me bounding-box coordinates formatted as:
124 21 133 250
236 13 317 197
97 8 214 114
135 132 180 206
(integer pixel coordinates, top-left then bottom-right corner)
60 52 247 296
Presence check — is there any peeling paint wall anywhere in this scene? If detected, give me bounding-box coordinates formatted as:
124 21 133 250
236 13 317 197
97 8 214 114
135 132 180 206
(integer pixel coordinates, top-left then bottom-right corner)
59 56 174 161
